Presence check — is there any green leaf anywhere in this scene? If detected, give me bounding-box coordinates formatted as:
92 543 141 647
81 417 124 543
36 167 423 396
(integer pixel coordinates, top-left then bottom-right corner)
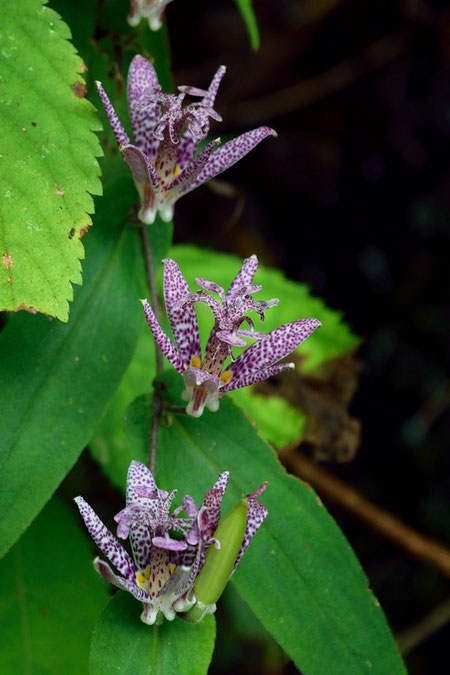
229 387 306 448
90 591 216 675
0 0 102 321
123 375 406 675
0 497 109 674
0 176 146 559
233 0 260 50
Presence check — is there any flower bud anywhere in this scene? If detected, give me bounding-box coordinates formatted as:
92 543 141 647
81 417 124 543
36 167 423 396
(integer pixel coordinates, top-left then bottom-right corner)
194 497 248 606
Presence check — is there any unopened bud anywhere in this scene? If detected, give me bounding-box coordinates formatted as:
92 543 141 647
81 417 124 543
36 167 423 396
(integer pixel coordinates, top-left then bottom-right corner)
194 498 248 606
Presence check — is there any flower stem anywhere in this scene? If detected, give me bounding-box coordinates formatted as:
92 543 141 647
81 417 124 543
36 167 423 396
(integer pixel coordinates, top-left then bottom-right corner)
139 225 163 473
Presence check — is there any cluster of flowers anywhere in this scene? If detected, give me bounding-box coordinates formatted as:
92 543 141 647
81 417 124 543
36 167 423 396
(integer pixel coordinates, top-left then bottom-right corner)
77 28 321 626
76 461 267 625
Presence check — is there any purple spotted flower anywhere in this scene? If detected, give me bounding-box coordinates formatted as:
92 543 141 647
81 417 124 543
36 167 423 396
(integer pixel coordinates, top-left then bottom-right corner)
128 0 173 31
141 255 321 417
96 55 276 224
75 461 267 625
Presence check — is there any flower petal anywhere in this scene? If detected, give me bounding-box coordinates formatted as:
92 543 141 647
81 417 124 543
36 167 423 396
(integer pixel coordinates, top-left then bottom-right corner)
226 255 259 304
141 299 185 373
127 460 158 504
127 55 161 161
231 482 268 574
162 259 201 365
75 497 137 580
121 145 159 224
228 318 321 381
178 127 277 196
93 557 149 601
221 362 294 393
96 81 130 148
168 138 221 192
201 65 226 109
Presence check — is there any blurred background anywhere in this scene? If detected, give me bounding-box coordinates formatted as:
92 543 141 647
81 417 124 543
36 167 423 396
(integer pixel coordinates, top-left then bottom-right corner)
164 0 450 672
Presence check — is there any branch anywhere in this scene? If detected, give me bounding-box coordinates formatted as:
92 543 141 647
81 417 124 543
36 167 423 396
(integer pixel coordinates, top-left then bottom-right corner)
279 446 450 578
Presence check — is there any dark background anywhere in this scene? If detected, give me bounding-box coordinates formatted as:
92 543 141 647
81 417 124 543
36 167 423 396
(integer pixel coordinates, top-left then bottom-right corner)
167 1 450 672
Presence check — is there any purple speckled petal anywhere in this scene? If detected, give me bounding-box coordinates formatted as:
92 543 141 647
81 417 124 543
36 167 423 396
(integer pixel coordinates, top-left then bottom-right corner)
141 299 185 373
127 55 161 161
175 132 197 172
231 481 268 574
93 558 149 601
96 81 130 148
226 255 259 304
167 138 221 192
222 362 294 393
75 497 137 580
228 318 321 380
178 127 277 196
162 259 201 364
127 460 158 504
202 65 226 109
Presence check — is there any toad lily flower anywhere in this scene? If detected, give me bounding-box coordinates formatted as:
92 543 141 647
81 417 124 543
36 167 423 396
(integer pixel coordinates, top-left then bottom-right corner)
141 255 321 417
128 0 173 31
96 55 276 224
75 460 267 625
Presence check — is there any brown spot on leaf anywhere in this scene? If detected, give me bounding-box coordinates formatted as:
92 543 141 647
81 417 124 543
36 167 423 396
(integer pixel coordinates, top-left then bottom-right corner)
71 81 87 98
7 276 12 284
2 253 13 269
79 62 88 73
68 228 76 240
31 121 37 127
16 304 37 315
54 183 65 196
79 224 90 238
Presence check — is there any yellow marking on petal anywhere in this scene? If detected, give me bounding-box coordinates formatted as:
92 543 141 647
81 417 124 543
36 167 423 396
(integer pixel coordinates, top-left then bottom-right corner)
220 371 232 385
169 564 177 576
190 355 201 368
136 573 146 589
145 565 151 580
173 163 180 178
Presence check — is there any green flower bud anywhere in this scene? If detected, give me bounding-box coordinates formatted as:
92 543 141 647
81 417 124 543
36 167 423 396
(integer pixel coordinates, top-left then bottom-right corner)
194 497 248 606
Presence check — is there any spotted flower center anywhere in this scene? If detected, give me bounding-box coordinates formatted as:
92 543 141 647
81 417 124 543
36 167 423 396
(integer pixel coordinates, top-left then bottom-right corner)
136 550 177 599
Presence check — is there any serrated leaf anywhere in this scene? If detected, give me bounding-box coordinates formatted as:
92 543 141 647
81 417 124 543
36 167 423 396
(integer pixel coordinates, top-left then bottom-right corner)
90 591 216 675
0 0 102 321
234 0 260 50
0 176 146 559
123 374 405 675
0 497 109 674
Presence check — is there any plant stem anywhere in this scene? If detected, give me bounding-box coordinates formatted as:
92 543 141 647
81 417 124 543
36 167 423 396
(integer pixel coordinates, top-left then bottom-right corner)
139 225 163 473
